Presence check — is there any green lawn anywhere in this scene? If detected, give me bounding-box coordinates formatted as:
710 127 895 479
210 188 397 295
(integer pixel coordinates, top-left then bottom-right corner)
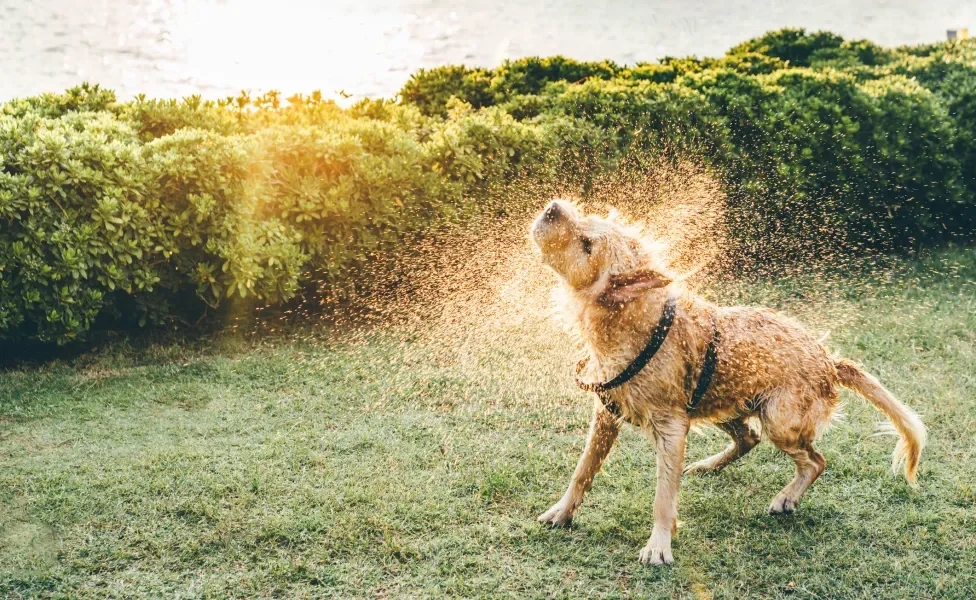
2 249 975 599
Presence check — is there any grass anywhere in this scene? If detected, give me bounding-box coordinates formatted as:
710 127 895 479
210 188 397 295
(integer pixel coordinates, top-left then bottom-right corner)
1 248 975 599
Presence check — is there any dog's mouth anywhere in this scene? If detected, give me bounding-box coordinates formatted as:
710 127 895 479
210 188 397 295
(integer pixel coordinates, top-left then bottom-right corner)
531 200 576 254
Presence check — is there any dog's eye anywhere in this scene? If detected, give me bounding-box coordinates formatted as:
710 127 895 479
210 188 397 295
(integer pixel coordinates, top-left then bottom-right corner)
581 237 593 255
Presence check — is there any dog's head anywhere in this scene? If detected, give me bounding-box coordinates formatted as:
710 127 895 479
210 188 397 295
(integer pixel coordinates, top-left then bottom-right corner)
530 199 672 306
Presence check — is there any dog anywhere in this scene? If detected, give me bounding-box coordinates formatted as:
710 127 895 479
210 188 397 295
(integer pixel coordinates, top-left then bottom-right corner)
530 199 926 566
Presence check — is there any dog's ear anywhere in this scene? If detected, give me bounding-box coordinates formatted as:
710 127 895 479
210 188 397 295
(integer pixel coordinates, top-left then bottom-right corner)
599 268 672 305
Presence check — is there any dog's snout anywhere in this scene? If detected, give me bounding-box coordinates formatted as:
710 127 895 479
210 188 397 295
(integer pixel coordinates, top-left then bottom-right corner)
542 202 563 223
531 199 574 248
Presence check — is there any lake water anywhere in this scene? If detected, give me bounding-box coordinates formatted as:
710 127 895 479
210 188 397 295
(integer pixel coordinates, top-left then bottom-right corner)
2 0 974 103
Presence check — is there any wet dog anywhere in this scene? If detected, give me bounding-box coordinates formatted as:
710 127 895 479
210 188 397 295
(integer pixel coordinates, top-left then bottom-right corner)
531 199 926 566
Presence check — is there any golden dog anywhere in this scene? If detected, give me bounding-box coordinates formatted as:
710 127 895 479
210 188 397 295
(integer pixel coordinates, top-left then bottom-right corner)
531 199 926 566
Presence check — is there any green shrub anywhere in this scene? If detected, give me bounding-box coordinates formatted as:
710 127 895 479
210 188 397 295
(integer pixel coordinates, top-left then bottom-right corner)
250 117 450 293
399 57 620 116
808 39 896 68
728 28 844 66
346 98 429 132
544 79 726 157
682 68 969 256
873 47 976 227
657 57 707 76
937 67 976 195
0 111 153 343
490 56 618 97
120 95 243 141
142 128 306 305
0 108 308 343
1 83 117 120
858 76 969 244
3 29 976 344
617 63 679 83
527 113 619 190
399 65 495 117
423 102 553 195
709 52 788 75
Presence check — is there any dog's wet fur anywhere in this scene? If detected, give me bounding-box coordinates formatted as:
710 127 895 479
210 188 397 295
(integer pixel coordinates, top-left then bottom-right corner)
531 199 927 566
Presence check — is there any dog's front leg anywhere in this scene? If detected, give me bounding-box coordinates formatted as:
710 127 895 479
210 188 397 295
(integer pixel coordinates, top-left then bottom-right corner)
639 414 689 566
538 399 620 527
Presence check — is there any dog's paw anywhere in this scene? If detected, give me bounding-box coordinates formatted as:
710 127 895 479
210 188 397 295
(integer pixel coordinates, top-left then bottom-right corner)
537 503 574 527
683 459 723 476
638 544 674 566
768 494 796 515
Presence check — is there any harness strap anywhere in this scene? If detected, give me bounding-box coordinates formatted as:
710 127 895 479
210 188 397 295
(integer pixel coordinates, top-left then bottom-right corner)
688 314 720 411
575 295 677 395
574 296 721 416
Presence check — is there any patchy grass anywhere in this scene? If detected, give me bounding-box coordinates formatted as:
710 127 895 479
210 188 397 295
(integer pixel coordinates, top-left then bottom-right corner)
1 249 975 599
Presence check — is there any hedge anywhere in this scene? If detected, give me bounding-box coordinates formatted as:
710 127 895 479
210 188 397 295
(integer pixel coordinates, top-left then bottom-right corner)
2 29 975 344
1 90 576 343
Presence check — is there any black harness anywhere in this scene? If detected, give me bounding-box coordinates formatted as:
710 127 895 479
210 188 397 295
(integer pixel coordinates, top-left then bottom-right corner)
575 295 720 416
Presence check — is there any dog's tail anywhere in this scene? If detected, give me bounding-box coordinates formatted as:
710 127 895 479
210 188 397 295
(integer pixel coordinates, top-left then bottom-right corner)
835 359 926 486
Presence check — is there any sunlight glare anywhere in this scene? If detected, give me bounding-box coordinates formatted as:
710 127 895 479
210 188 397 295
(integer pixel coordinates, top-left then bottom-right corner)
173 1 418 101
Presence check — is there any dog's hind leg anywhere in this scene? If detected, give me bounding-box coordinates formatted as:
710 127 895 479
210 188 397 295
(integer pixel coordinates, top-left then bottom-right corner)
538 400 620 527
763 391 829 514
684 418 760 475
767 438 825 514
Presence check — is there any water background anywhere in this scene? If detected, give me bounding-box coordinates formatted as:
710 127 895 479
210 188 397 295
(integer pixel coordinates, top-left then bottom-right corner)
2 0 974 103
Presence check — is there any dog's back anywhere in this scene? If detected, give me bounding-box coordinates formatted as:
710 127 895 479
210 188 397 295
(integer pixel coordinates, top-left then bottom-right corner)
701 304 839 423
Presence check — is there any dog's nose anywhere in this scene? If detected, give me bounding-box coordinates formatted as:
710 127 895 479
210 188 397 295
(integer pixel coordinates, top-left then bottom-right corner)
542 202 563 223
